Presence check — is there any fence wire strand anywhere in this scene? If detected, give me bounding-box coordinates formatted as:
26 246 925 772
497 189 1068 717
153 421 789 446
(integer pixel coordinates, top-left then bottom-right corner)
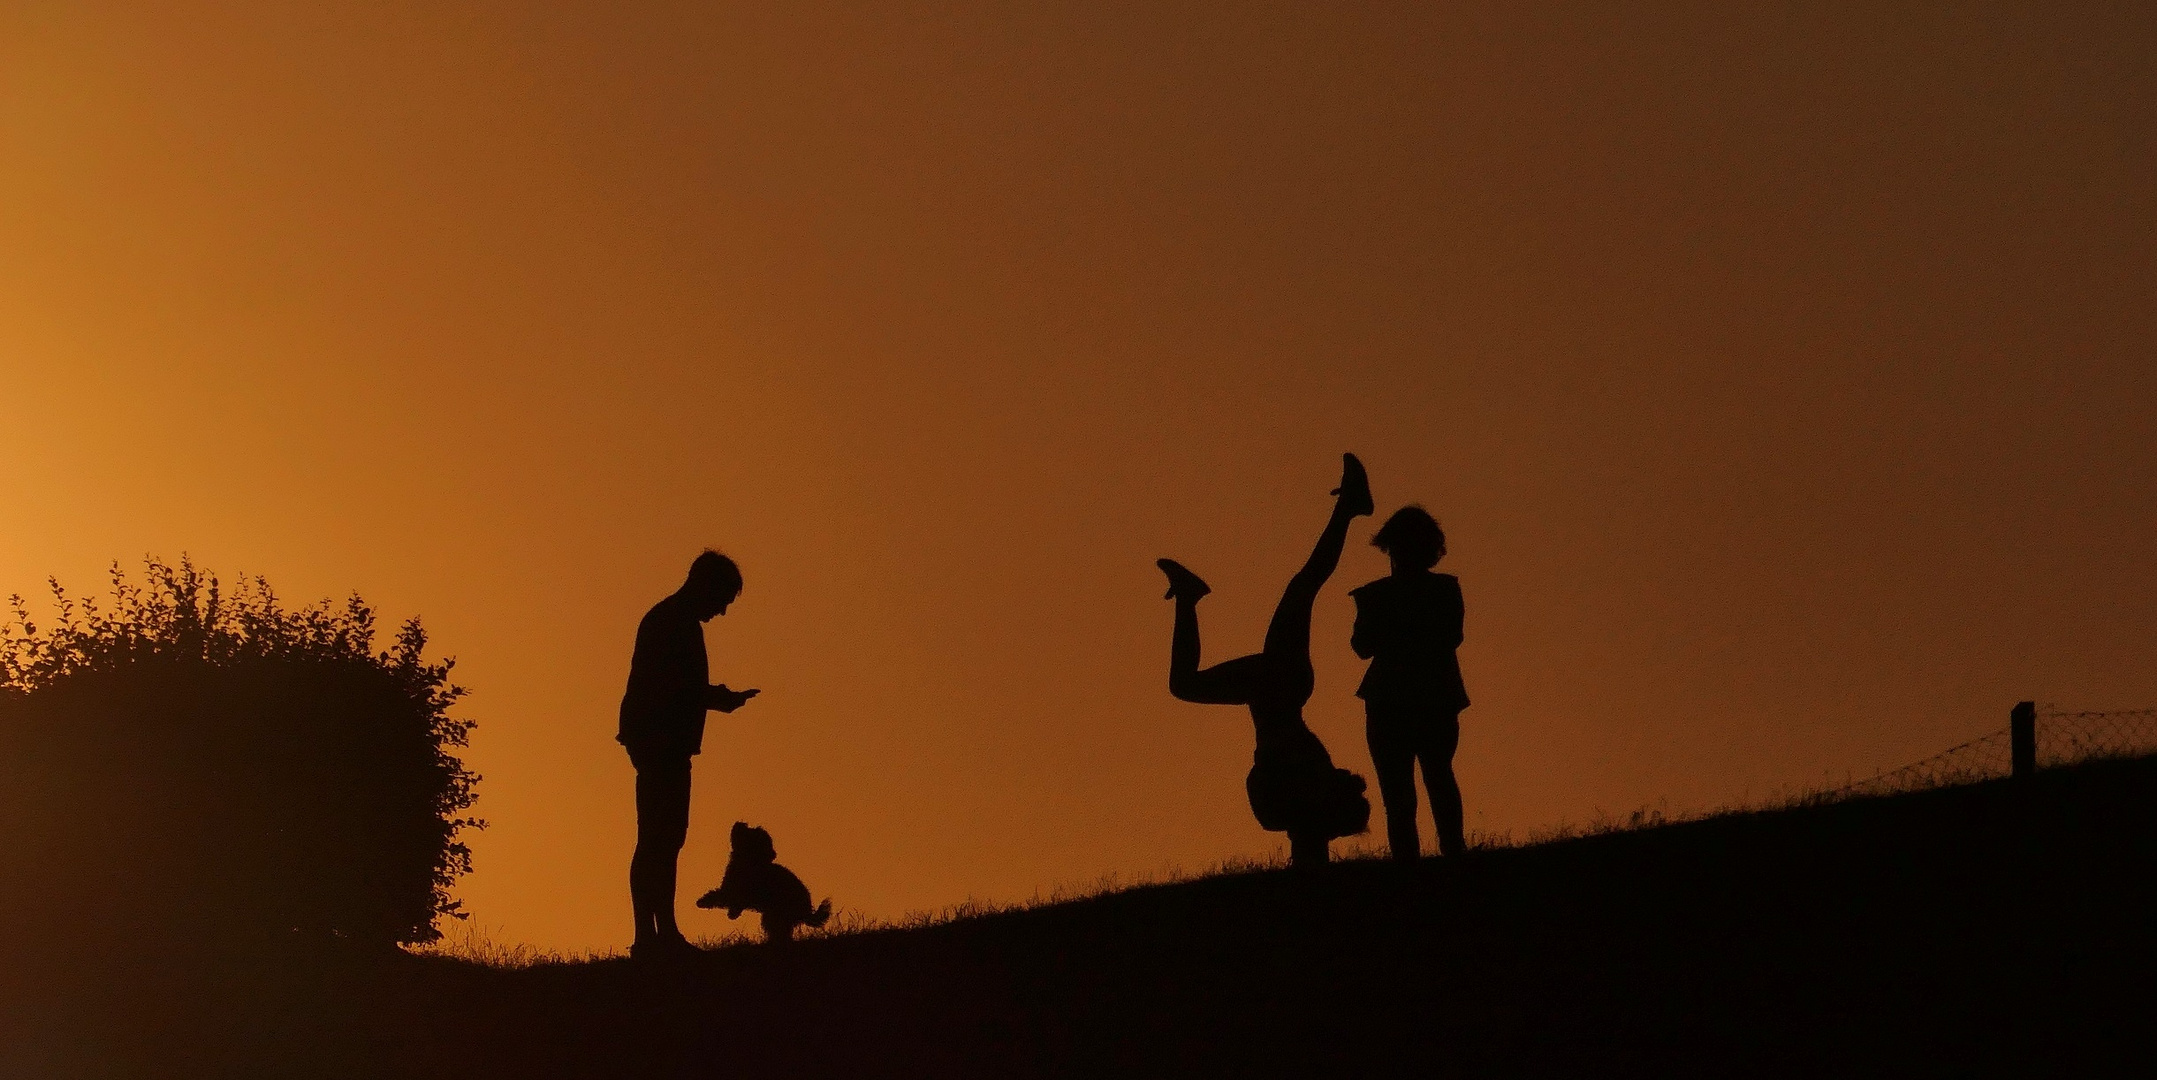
1833 707 2157 799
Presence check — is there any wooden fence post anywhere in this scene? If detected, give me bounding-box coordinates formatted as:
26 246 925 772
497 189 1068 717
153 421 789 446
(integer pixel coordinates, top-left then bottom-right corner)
2011 701 2037 779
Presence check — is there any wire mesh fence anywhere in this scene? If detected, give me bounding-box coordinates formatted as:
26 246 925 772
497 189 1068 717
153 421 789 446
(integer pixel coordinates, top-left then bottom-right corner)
2036 707 2157 768
1833 706 2157 800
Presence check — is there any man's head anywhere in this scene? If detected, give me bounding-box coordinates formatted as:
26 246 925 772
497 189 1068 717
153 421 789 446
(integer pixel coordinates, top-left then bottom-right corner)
682 549 743 620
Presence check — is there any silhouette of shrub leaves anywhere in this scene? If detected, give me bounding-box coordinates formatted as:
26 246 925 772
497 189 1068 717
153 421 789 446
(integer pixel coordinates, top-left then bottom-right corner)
0 557 479 949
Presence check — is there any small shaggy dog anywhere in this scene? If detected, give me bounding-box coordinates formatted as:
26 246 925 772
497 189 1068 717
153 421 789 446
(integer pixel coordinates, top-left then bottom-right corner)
695 822 832 942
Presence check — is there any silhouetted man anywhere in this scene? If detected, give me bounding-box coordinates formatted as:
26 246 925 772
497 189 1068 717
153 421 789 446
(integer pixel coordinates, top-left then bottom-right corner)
620 550 758 958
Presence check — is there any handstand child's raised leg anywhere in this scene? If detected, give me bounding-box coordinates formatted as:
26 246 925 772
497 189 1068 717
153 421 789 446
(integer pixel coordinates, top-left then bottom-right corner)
1156 454 1376 868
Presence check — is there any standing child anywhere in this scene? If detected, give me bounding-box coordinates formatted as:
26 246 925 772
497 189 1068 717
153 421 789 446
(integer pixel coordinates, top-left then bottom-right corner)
1349 507 1470 860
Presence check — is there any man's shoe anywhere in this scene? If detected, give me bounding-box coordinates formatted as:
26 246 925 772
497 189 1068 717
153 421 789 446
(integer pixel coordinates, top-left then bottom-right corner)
630 933 699 961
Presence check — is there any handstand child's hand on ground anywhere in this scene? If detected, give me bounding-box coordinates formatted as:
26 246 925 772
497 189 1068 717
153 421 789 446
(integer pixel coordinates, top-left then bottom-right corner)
708 685 760 713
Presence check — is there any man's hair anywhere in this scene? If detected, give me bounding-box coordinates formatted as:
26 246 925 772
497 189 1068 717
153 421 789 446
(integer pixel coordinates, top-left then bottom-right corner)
1371 506 1445 569
686 549 743 598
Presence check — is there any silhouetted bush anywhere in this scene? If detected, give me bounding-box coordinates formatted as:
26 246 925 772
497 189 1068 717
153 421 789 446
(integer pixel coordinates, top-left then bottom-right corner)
0 557 479 950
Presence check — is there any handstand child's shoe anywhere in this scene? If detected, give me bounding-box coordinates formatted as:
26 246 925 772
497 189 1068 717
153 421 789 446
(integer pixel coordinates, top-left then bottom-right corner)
1331 452 1374 517
1156 558 1212 601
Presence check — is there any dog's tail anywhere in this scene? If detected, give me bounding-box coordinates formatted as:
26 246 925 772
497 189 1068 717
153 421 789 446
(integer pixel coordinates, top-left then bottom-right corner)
805 898 833 929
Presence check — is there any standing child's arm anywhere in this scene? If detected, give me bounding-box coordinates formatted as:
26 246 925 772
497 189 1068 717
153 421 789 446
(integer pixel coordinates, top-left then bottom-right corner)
1439 577 1464 650
1349 587 1379 660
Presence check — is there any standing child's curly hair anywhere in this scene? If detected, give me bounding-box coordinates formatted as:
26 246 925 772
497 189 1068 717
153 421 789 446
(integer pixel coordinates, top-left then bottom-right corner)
1371 506 1445 569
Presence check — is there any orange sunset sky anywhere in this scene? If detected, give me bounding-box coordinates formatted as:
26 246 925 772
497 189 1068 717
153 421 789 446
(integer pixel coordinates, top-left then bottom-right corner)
4 3 2152 952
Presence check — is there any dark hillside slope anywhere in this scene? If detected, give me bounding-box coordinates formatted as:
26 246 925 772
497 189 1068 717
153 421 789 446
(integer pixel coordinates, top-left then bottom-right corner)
405 756 2157 1078
14 756 2156 1078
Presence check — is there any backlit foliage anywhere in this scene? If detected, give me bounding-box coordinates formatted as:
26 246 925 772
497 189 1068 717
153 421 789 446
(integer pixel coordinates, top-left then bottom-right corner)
0 557 480 947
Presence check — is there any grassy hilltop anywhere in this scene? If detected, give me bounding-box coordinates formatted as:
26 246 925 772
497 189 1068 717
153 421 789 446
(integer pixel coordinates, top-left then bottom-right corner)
13 755 2157 1078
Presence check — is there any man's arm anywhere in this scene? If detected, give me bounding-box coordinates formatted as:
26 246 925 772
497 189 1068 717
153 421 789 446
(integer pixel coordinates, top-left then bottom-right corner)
705 684 759 713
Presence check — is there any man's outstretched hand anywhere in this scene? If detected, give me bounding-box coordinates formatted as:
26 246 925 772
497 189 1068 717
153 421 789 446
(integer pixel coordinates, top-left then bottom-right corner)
708 685 760 713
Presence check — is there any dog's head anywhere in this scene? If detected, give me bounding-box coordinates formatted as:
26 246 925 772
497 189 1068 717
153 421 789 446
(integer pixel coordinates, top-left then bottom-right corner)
729 821 777 865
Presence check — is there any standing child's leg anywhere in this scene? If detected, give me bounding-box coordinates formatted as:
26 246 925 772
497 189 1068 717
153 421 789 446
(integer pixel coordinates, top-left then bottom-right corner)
1366 704 1423 861
1422 714 1466 856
